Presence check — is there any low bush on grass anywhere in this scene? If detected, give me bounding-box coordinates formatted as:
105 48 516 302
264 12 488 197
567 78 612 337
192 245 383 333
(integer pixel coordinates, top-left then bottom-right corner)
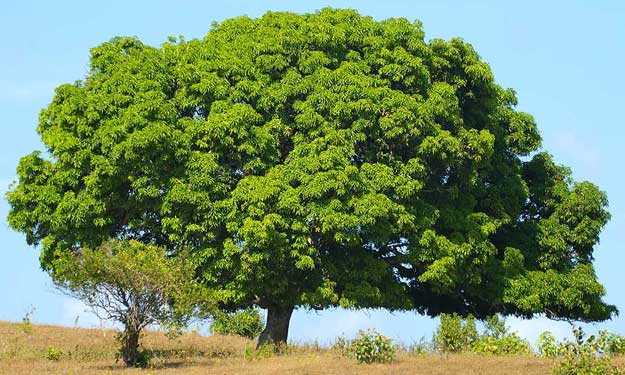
134 350 153 369
539 327 625 359
473 315 531 355
351 329 397 364
538 331 562 358
432 314 530 355
45 346 64 361
243 342 285 360
599 331 625 355
474 333 532 355
551 326 624 375
331 330 397 364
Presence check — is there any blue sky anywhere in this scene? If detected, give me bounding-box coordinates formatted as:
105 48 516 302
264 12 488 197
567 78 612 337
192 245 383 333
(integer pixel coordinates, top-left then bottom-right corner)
1 0 623 345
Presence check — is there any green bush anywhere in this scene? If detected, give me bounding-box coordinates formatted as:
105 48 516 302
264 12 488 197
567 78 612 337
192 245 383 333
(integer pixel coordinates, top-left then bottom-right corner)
243 343 278 360
473 333 532 355
434 313 478 353
45 346 64 361
472 316 531 355
351 329 397 364
554 354 622 375
599 331 625 355
552 326 624 375
538 331 562 358
210 308 264 339
135 351 153 369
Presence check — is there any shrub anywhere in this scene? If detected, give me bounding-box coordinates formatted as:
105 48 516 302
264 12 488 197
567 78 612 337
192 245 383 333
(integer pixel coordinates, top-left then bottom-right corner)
474 333 532 355
472 315 531 355
134 350 153 369
244 343 276 360
210 308 264 339
351 329 397 364
538 331 562 358
552 326 624 375
434 313 478 353
45 346 64 361
554 354 622 375
599 331 625 355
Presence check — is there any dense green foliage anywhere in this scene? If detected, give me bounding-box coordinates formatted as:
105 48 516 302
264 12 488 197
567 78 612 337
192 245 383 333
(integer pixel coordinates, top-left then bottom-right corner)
350 329 397 364
6 8 615 341
332 329 398 364
210 308 265 339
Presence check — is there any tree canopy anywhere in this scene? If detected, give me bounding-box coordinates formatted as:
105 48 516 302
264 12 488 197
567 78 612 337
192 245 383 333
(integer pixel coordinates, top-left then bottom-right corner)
6 8 615 345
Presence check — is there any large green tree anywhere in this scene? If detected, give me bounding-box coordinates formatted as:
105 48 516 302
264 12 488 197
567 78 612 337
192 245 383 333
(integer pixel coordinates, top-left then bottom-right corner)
7 9 615 346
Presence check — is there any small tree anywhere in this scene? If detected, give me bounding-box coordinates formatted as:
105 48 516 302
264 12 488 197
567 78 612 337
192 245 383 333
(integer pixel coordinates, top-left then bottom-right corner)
53 239 212 366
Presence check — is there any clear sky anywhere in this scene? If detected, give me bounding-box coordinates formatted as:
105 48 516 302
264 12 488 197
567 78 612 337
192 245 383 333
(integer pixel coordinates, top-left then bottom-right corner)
1 0 623 345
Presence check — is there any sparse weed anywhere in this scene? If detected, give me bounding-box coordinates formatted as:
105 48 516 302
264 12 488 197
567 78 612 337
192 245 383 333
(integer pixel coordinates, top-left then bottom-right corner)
407 336 434 354
21 307 35 334
332 334 353 357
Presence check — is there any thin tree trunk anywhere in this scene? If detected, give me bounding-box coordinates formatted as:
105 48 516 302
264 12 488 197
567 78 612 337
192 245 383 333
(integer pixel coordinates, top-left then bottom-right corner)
257 305 294 349
120 327 141 366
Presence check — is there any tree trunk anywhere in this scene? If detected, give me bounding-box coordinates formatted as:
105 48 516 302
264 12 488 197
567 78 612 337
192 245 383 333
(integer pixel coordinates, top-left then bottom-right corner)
120 327 141 366
257 305 294 349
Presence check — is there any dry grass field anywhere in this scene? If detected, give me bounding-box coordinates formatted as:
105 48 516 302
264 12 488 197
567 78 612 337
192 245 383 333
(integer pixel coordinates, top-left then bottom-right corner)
1 320 622 375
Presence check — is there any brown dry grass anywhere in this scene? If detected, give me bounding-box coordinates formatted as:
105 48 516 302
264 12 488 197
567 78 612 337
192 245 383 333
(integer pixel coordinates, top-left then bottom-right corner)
0 320 595 375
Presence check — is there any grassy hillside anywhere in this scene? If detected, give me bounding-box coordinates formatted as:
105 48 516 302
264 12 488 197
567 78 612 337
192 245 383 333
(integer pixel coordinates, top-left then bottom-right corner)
0 320 615 374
